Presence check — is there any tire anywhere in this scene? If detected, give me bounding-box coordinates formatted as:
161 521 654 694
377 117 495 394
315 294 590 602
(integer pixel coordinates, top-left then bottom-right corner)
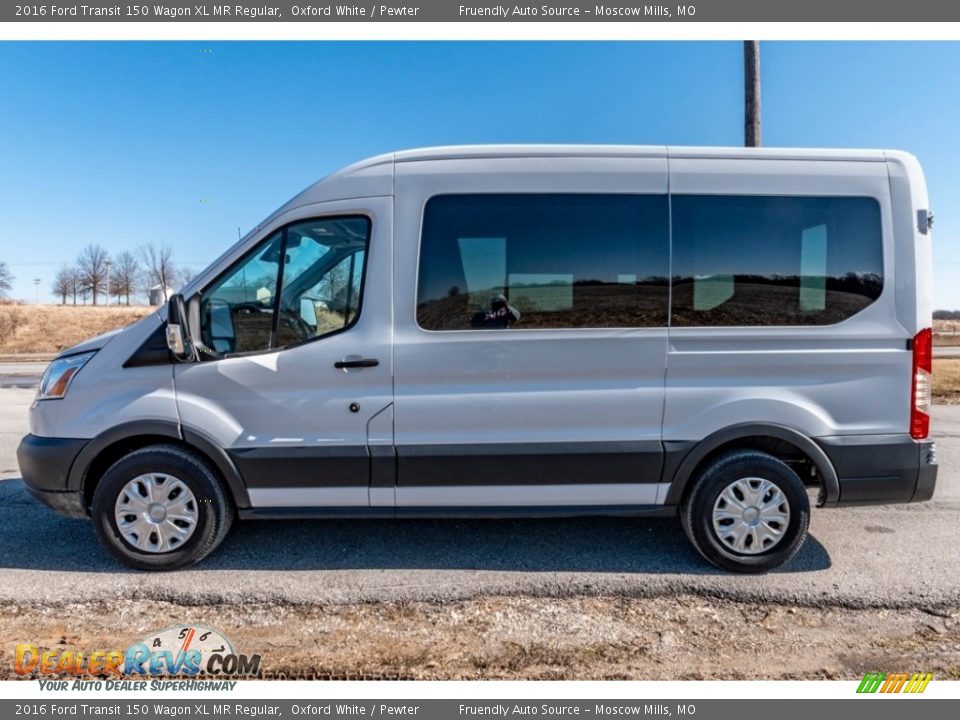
680 450 810 574
91 444 234 571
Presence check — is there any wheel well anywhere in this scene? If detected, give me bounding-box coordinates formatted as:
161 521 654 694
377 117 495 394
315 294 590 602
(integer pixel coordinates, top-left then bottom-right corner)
81 436 223 511
678 436 822 504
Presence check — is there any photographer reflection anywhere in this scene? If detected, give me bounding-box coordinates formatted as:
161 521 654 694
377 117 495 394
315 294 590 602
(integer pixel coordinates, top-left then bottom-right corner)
470 293 521 329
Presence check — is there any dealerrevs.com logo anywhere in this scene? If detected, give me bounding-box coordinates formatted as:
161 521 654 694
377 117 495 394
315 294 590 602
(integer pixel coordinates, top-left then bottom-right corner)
14 624 261 680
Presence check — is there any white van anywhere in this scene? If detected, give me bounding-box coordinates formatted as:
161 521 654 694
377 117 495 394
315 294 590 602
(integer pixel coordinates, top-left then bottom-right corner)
18 145 937 573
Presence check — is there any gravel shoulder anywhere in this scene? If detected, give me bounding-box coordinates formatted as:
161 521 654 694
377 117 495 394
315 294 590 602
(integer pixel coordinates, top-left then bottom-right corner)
1 596 958 681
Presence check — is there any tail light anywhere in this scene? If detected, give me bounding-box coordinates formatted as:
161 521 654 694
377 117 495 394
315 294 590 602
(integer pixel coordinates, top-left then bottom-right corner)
911 327 932 439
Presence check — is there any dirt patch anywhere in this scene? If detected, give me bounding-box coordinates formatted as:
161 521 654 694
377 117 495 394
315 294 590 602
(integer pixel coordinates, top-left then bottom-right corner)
1 596 958 681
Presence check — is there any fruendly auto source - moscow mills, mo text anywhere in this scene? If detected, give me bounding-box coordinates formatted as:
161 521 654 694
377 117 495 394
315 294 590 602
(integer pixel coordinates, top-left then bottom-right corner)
458 5 691 17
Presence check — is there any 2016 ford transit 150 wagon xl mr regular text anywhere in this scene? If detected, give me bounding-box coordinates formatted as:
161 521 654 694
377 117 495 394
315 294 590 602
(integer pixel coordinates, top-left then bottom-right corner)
17 145 938 572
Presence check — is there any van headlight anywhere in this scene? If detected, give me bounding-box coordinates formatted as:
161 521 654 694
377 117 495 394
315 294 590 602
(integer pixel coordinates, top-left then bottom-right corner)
37 352 96 400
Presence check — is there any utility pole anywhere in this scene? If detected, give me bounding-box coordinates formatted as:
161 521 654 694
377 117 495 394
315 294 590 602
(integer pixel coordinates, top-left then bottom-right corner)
744 40 761 147
33 278 41 304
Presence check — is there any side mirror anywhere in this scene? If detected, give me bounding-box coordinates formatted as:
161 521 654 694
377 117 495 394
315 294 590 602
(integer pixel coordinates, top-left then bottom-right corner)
166 294 196 362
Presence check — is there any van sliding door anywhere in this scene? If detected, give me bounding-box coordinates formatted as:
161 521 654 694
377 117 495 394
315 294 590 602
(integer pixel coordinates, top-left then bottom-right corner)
392 156 670 508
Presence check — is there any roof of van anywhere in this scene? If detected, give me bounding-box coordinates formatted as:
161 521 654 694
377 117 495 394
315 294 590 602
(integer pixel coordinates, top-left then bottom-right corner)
257 144 908 234
388 144 888 162
323 145 889 180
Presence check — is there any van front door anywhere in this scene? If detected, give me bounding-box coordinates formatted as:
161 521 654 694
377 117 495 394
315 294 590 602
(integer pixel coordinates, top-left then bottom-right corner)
392 158 670 509
174 198 393 509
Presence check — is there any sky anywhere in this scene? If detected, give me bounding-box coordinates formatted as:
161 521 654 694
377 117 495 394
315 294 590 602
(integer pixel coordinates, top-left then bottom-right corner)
0 41 959 307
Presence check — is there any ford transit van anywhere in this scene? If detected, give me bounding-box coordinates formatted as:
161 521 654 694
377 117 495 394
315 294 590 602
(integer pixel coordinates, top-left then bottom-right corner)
17 145 937 573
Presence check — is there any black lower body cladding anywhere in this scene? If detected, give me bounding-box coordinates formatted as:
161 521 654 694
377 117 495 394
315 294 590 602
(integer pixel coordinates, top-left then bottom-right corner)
17 434 89 517
17 434 88 491
817 435 937 506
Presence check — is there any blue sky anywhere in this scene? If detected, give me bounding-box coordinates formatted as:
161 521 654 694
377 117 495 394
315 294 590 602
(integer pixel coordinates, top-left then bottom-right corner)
1 41 959 307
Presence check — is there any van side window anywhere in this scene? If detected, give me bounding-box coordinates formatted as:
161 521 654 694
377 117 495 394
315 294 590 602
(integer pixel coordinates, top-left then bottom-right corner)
416 194 670 331
200 216 370 355
671 195 883 327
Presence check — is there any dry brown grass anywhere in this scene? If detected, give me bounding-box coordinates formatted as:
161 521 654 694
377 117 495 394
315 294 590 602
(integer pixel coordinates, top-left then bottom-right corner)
935 319 960 333
0 303 154 355
934 358 960 403
934 319 960 347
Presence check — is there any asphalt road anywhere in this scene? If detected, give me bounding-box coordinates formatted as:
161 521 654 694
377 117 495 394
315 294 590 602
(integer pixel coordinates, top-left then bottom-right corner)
0 386 958 610
0 362 47 389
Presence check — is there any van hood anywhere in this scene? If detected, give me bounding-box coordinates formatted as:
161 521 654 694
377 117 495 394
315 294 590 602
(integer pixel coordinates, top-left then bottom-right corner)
56 327 123 358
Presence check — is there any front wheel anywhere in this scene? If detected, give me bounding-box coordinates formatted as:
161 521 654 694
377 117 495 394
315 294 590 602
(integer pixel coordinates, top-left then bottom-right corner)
91 445 234 571
681 450 810 573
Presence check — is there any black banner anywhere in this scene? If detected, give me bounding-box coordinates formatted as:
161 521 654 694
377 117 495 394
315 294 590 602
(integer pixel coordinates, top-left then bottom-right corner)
5 1 960 23
2 699 959 720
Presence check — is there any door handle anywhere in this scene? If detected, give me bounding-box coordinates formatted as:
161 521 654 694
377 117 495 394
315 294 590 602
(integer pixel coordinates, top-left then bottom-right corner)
335 357 380 369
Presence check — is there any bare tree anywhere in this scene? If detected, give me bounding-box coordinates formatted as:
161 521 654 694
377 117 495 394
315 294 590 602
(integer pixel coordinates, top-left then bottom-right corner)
68 267 81 305
744 41 762 147
178 266 196 288
0 261 13 297
52 265 72 305
318 259 350 301
139 244 177 303
111 251 141 306
76 244 110 306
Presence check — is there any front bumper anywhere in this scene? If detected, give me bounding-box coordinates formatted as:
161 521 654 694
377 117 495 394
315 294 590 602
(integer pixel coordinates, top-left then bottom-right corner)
16 434 89 518
817 435 937 506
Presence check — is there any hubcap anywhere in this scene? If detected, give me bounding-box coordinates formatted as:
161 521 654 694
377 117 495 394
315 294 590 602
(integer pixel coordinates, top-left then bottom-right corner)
712 477 791 555
114 473 199 554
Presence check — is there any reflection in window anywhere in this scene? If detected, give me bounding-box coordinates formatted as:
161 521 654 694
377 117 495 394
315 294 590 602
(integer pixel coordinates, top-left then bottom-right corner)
694 275 734 311
200 217 370 355
201 231 283 354
508 274 574 312
457 237 506 308
297 249 366 335
800 224 828 311
671 195 882 327
417 194 670 330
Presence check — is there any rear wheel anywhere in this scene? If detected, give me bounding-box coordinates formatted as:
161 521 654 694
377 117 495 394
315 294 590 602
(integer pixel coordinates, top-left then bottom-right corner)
91 445 233 571
681 450 810 573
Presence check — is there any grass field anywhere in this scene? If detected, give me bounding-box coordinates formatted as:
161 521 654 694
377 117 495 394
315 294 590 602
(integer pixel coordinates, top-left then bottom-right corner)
0 303 154 355
934 358 960 403
934 318 960 346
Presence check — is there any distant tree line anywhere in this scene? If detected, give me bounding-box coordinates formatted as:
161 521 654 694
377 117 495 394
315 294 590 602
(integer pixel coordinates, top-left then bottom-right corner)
50 244 196 306
934 310 960 320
